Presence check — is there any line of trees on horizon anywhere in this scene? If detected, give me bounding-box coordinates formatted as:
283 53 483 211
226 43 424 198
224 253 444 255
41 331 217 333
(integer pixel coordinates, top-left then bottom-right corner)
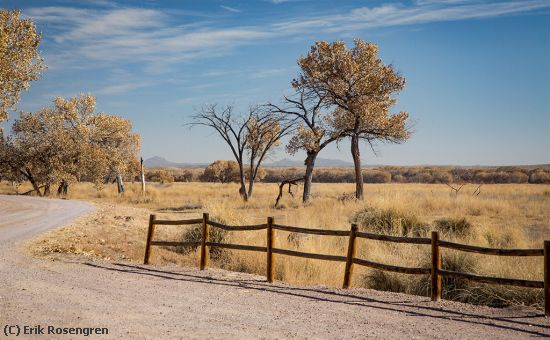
145 164 550 185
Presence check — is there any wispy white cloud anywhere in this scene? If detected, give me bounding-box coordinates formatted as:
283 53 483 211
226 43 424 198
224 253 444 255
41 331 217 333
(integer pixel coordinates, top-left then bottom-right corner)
95 82 152 95
25 6 269 70
220 5 241 13
274 0 550 33
250 67 291 79
23 1 550 94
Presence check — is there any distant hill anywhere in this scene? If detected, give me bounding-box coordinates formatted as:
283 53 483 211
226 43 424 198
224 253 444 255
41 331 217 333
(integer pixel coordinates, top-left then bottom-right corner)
144 156 354 168
143 156 206 168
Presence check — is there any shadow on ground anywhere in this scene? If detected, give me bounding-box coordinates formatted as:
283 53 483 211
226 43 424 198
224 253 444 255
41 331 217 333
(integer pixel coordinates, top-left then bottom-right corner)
81 262 550 337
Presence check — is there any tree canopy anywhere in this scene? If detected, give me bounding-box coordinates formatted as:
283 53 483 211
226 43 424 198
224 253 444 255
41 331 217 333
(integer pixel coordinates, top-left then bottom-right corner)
293 39 411 199
0 9 45 124
0 94 140 196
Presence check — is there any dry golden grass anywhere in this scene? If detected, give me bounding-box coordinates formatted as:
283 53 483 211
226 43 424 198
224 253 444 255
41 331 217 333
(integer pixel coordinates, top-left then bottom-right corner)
9 181 549 309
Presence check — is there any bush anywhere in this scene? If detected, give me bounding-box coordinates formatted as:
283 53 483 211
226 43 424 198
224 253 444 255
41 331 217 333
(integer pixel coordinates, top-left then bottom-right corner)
434 217 474 239
362 269 428 297
177 217 228 260
351 206 429 237
174 170 195 182
529 169 550 184
363 170 391 183
201 160 240 183
145 170 174 183
439 252 478 302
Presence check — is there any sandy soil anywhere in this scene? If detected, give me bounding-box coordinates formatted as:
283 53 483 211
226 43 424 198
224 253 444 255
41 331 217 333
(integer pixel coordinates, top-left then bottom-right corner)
0 195 549 339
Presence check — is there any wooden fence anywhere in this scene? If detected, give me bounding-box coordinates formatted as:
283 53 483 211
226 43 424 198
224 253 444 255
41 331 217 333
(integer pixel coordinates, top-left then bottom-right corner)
144 213 550 316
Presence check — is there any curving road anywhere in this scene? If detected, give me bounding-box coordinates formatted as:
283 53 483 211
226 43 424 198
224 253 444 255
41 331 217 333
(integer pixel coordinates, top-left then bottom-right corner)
0 195 548 339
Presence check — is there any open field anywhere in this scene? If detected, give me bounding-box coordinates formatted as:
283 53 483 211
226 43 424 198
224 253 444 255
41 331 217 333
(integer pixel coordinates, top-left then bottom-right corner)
3 195 548 339
6 181 549 309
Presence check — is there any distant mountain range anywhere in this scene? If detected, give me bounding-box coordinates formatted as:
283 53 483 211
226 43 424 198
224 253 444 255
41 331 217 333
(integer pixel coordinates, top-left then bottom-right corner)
143 156 354 168
143 156 206 168
267 158 354 167
143 156 549 169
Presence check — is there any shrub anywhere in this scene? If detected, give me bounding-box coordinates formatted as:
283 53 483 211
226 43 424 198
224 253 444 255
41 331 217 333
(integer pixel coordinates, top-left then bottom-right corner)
364 270 408 293
362 269 428 297
337 192 356 202
529 169 550 184
177 217 228 259
351 206 428 237
363 170 391 183
145 169 175 183
174 170 195 182
439 252 478 302
201 160 240 183
434 217 474 239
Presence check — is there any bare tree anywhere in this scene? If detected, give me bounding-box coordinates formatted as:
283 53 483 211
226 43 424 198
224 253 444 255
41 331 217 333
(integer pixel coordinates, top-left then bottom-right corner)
266 88 342 202
190 104 294 201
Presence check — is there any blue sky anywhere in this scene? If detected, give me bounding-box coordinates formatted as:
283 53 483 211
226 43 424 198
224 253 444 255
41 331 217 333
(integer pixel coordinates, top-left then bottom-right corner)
2 0 550 165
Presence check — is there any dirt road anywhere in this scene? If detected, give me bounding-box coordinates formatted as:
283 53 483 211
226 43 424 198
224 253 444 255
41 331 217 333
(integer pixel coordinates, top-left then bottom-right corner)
0 195 548 339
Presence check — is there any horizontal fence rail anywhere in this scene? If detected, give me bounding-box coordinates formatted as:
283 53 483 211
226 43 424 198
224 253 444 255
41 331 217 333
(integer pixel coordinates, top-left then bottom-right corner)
356 231 431 244
272 248 347 262
353 258 431 275
273 224 350 236
439 269 544 289
438 240 544 256
143 213 550 316
150 241 200 247
153 218 203 225
206 242 267 253
208 220 267 231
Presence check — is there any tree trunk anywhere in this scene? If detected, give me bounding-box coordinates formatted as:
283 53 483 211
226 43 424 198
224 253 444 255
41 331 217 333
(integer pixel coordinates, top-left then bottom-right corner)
247 162 256 199
57 180 69 196
43 183 51 196
238 165 248 202
116 175 125 194
351 134 364 200
247 178 254 199
22 169 42 197
29 179 42 197
303 151 318 203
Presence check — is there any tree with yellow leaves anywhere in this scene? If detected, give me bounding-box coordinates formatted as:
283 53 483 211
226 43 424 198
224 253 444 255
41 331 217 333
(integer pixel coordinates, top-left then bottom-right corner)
201 160 240 183
293 39 411 200
0 9 45 124
0 94 140 196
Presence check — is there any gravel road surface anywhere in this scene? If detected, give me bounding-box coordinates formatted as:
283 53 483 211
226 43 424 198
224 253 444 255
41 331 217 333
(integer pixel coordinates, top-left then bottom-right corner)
1 195 548 339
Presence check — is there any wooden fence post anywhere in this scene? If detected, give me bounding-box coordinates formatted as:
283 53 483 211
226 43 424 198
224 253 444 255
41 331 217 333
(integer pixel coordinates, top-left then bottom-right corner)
200 213 210 270
544 240 549 317
140 157 145 195
343 224 358 289
143 214 156 264
431 231 441 301
267 216 274 283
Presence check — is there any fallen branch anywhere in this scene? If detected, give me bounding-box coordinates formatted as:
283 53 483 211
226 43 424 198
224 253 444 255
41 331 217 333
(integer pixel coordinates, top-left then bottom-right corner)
275 177 305 207
21 184 46 196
